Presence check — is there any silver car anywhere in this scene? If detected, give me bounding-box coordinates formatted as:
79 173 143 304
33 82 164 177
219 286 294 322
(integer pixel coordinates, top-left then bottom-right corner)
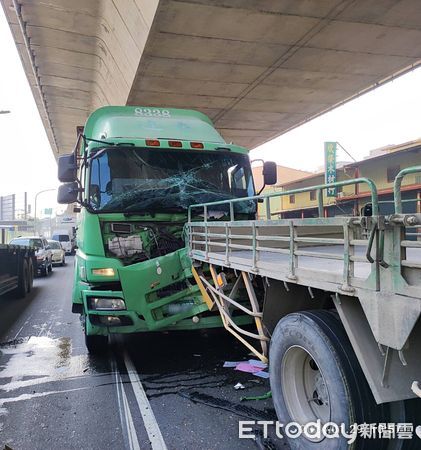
10 236 53 276
48 240 66 266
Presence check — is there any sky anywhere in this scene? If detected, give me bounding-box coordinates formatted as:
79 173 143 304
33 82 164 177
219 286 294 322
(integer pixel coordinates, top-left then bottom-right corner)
252 67 421 170
1 6 421 217
0 7 59 217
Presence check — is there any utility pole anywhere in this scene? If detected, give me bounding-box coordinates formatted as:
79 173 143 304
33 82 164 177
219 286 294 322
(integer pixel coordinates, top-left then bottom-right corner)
34 188 56 235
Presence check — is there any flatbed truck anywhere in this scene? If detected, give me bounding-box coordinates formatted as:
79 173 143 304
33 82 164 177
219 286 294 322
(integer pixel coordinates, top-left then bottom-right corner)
0 244 35 298
187 166 421 449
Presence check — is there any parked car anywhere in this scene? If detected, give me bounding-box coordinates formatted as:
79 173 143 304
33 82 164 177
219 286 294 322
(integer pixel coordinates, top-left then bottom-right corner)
51 231 74 254
9 236 53 276
48 240 66 266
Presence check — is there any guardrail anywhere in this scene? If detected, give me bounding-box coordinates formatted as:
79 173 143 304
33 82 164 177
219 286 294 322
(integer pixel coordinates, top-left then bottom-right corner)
394 165 421 214
186 170 421 363
188 178 379 222
188 216 372 293
187 178 381 294
391 167 421 276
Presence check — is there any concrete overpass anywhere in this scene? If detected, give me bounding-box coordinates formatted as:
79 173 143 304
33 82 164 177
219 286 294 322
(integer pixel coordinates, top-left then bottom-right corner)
2 0 421 155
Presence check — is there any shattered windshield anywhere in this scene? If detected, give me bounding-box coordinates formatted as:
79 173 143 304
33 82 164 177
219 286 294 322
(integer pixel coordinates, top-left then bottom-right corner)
88 147 255 214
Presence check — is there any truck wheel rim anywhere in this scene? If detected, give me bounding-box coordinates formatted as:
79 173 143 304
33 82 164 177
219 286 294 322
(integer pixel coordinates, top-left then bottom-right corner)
281 345 330 442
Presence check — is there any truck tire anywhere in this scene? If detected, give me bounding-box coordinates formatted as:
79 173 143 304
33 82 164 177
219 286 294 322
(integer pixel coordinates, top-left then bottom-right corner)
85 334 108 354
84 316 108 354
269 310 387 450
13 259 28 299
27 258 34 292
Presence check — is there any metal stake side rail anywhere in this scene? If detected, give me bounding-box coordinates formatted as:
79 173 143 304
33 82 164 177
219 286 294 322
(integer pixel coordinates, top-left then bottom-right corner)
187 172 421 405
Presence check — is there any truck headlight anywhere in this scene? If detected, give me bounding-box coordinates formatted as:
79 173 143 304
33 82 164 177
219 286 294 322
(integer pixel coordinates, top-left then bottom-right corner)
92 268 115 277
89 297 126 311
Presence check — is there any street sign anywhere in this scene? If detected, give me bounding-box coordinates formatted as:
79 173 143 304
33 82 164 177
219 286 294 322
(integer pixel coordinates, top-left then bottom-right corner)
59 216 76 224
324 142 337 197
44 208 53 215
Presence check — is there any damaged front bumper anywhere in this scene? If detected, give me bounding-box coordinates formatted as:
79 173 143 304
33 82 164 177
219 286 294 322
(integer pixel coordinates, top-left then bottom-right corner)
79 249 223 335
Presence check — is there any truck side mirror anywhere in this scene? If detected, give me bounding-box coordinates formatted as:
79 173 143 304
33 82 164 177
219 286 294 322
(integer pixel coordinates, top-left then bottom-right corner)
58 153 77 182
263 161 277 185
57 182 79 204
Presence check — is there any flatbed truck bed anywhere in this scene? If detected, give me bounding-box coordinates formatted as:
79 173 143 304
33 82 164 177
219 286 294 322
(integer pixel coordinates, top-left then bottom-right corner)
191 244 420 282
187 167 421 448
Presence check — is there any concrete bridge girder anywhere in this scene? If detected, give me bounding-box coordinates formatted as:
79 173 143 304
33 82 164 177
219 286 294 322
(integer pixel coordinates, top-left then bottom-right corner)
2 0 421 155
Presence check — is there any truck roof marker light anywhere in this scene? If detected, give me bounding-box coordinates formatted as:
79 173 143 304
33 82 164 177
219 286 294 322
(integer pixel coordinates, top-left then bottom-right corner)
146 139 160 146
168 140 182 148
190 142 204 149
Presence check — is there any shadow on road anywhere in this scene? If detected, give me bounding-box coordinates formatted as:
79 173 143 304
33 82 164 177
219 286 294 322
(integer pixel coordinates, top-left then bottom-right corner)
0 286 41 339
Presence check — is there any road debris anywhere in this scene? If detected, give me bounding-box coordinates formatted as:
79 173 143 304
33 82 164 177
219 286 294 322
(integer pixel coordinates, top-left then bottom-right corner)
223 361 242 368
240 391 272 402
248 359 267 369
254 371 270 379
223 360 270 378
235 362 262 374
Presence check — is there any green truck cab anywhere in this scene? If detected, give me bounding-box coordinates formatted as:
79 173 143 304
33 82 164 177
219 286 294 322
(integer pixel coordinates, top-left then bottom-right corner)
57 106 275 352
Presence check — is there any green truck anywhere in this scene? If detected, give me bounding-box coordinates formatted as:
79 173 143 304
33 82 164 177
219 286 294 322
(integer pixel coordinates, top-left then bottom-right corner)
57 106 276 352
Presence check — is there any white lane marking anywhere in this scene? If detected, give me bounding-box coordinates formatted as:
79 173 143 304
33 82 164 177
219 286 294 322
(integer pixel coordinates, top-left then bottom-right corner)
123 351 168 450
0 387 88 413
120 374 141 450
13 324 25 340
12 313 33 340
113 359 140 450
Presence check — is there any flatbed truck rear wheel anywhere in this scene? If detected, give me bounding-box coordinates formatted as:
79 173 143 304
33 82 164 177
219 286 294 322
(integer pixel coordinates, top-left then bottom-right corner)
12 258 28 299
84 315 108 354
269 310 387 450
27 258 34 292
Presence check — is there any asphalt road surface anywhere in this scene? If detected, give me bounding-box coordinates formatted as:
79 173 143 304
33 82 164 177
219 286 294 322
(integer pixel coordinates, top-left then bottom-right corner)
0 257 284 450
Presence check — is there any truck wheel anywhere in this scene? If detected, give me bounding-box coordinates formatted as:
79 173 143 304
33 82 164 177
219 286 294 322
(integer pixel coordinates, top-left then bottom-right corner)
270 310 387 450
27 258 34 292
13 259 28 299
84 316 108 354
85 333 108 354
